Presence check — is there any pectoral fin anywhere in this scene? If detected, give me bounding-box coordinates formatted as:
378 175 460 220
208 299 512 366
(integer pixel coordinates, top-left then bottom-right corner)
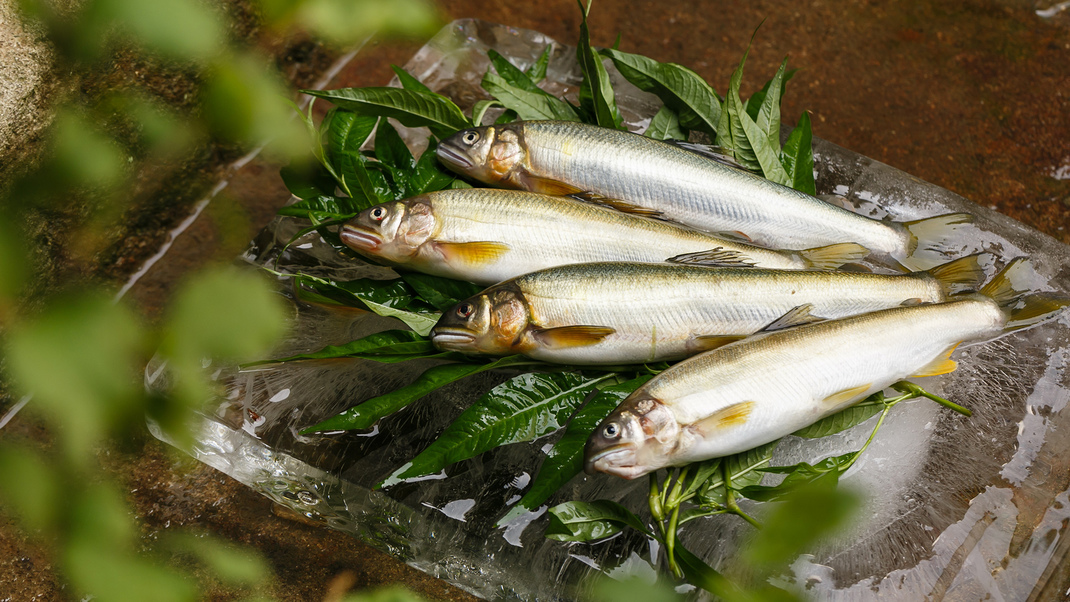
532 325 616 349
514 172 583 196
435 241 510 266
762 304 825 332
911 343 960 377
667 248 757 268
686 334 748 353
691 401 755 435
822 383 872 406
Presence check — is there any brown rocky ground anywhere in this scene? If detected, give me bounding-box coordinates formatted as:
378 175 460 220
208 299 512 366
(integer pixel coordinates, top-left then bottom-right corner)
1 0 1068 600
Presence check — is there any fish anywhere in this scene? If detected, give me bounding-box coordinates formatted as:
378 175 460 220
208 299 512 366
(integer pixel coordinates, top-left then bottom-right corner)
339 188 869 285
436 120 972 259
582 259 1069 479
429 255 987 365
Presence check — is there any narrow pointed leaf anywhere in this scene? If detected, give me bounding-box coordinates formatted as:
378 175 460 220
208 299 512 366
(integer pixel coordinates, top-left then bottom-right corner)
643 105 686 140
398 272 482 312
545 499 650 541
526 45 552 84
576 0 622 128
302 355 531 433
373 119 416 173
792 397 882 438
487 49 544 93
250 330 432 365
745 67 797 121
384 372 612 483
780 111 816 195
481 71 579 122
280 162 337 199
738 451 856 502
754 58 788 161
737 104 790 184
304 87 470 140
289 273 439 335
499 375 651 525
602 48 721 138
338 151 393 207
674 543 740 598
391 65 435 95
471 99 503 127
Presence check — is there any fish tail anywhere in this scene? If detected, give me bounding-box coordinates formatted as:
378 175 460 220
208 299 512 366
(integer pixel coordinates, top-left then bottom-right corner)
903 212 974 256
978 257 1070 331
925 253 987 295
797 242 871 270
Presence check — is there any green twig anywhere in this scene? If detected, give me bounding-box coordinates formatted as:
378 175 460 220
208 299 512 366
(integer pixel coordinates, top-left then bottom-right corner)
722 462 762 529
892 381 972 416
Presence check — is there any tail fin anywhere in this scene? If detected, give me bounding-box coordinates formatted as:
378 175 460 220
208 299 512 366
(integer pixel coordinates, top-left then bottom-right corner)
979 258 1070 332
904 213 974 256
926 253 987 295
798 242 870 270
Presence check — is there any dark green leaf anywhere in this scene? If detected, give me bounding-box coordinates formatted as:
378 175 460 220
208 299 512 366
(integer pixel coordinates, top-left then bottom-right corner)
494 109 519 124
780 111 817 195
276 194 359 220
792 399 883 439
280 161 337 199
328 110 377 160
737 58 791 184
391 64 435 95
681 457 722 500
384 372 612 484
526 45 552 84
643 105 686 141
602 48 721 138
575 0 622 128
373 119 416 173
717 44 759 171
487 49 544 93
338 152 393 207
738 451 857 502
673 543 740 598
745 68 797 121
303 355 531 434
289 273 439 335
398 272 482 312
699 440 778 507
481 71 580 122
252 330 434 365
545 499 649 541
304 87 470 140
407 139 458 195
498 375 651 525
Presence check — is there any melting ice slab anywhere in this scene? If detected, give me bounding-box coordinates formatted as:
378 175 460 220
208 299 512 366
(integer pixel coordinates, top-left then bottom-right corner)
148 19 1070 601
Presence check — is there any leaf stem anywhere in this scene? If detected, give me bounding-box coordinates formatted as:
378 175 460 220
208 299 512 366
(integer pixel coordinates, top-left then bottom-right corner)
722 462 762 529
892 381 972 416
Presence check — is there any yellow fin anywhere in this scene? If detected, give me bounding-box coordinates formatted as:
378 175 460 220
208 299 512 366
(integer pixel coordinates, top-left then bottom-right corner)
515 172 583 196
926 253 986 295
686 334 747 353
533 325 615 349
798 242 871 270
692 401 755 435
911 343 961 377
436 241 510 266
823 383 872 406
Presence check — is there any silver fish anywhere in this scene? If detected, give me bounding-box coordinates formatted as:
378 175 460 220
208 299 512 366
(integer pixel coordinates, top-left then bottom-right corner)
583 259 1068 479
430 256 986 365
436 120 972 258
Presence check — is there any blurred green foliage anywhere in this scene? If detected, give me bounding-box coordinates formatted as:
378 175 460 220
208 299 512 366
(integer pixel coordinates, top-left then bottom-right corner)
0 0 441 600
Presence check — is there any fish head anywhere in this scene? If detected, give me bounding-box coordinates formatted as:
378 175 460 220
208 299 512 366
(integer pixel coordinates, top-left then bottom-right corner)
430 283 531 355
340 197 438 263
437 125 525 186
584 396 679 480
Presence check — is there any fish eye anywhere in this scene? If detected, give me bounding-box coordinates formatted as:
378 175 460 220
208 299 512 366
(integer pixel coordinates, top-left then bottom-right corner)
462 130 479 145
456 303 474 318
603 423 620 439
370 207 386 221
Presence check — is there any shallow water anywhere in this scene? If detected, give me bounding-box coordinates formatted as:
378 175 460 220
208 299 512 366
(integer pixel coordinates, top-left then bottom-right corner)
147 20 1070 601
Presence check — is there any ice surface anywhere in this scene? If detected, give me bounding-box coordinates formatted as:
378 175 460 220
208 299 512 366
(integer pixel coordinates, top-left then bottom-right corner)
147 19 1070 601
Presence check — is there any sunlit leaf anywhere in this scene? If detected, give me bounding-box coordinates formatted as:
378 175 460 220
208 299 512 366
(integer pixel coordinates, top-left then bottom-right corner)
305 87 470 140
481 71 580 122
575 0 622 128
780 111 817 195
385 372 612 483
643 105 686 141
545 499 649 541
499 375 651 525
602 48 721 138
296 0 439 45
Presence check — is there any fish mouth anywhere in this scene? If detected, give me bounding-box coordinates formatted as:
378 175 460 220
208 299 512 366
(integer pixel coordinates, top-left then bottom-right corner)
436 144 473 170
429 327 478 351
339 225 382 251
584 443 636 476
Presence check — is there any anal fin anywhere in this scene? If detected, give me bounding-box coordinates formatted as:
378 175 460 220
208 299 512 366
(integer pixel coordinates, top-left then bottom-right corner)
911 343 961 377
436 241 510 266
823 383 872 406
686 334 748 353
533 325 616 349
514 172 583 196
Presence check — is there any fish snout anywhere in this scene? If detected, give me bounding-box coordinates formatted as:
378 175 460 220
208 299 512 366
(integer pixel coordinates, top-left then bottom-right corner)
436 143 474 171
429 327 478 351
339 224 382 252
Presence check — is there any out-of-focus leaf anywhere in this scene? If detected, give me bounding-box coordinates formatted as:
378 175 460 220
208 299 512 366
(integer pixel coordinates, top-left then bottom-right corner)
164 532 271 588
738 451 856 502
481 71 580 122
0 222 29 302
296 0 439 46
499 375 651 525
602 48 721 138
699 440 778 507
305 87 470 140
545 499 649 541
0 445 60 532
92 0 224 61
792 397 882 439
302 355 532 434
340 585 429 602
526 45 552 84
5 294 144 462
384 372 611 484
588 576 679 602
407 139 457 194
398 272 482 312
203 52 304 155
643 105 686 141
50 110 126 190
780 111 817 195
391 65 434 95
673 543 740 598
65 541 195 602
575 0 622 128
280 161 337 200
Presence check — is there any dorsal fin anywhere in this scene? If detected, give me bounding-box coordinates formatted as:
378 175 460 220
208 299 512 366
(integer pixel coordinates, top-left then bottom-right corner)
667 248 756 268
762 304 824 332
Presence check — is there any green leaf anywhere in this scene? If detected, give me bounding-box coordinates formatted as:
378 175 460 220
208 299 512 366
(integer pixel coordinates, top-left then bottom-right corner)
276 194 360 221
289 273 439 334
96 0 225 62
337 151 393 207
481 71 580 122
738 451 856 502
362 298 439 336
373 119 416 174
498 375 651 525
487 49 544 93
792 398 883 439
601 48 721 138
252 330 434 365
66 540 196 602
279 161 337 200
302 355 531 433
736 59 791 185
407 139 459 194
398 272 482 312
391 64 435 95
471 99 503 127
717 45 758 171
780 111 817 195
545 499 649 541
0 444 60 532
384 372 612 484
328 111 377 160
699 440 778 507
643 105 686 141
673 543 740 598
745 67 797 121
526 45 552 84
575 0 622 128
304 87 470 140
164 532 271 588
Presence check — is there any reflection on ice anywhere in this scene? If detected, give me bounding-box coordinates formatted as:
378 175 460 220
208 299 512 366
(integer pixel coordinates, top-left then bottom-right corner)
147 19 1070 601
